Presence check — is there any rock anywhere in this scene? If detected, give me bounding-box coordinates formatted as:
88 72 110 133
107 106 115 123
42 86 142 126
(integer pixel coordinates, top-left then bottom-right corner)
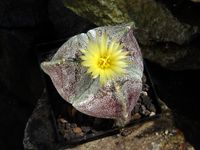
120 129 132 136
132 113 141 120
191 0 200 2
165 130 169 135
150 112 156 117
63 0 200 70
23 92 60 150
63 0 198 43
41 23 143 126
73 127 83 134
58 118 68 124
81 126 91 133
141 43 200 70
63 0 198 44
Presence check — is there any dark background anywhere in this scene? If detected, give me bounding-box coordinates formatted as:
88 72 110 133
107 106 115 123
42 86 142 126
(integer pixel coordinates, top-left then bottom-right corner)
0 0 199 149
0 0 94 149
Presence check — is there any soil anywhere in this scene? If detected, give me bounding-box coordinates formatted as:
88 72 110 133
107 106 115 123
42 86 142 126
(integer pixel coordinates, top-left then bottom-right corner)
54 73 159 145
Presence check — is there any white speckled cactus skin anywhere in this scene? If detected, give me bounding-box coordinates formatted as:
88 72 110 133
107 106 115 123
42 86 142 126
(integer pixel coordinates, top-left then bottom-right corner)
41 23 143 126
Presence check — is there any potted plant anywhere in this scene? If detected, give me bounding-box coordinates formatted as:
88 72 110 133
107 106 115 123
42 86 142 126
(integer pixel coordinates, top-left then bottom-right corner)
23 23 161 150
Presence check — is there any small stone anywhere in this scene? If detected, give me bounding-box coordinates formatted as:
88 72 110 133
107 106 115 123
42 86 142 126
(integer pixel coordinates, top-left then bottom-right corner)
58 118 67 123
149 112 156 116
171 129 178 134
116 134 121 137
73 127 83 134
70 123 77 128
64 128 75 141
151 142 161 150
142 84 150 91
132 104 140 113
141 105 147 114
165 130 169 135
64 122 71 129
169 133 173 136
141 95 151 105
132 113 142 120
120 129 132 136
142 75 147 83
144 110 151 116
155 132 159 136
81 126 91 133
148 104 156 112
141 91 148 96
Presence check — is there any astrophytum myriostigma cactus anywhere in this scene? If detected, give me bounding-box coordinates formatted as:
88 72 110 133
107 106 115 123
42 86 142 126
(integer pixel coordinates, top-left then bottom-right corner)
41 23 143 126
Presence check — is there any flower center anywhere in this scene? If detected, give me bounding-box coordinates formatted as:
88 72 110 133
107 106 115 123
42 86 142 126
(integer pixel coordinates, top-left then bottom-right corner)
98 56 111 69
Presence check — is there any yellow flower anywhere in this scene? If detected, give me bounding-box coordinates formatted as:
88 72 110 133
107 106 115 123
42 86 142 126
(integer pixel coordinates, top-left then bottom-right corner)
80 33 128 85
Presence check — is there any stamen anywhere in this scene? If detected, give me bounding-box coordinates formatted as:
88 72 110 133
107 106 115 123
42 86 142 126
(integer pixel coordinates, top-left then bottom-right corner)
98 56 111 69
